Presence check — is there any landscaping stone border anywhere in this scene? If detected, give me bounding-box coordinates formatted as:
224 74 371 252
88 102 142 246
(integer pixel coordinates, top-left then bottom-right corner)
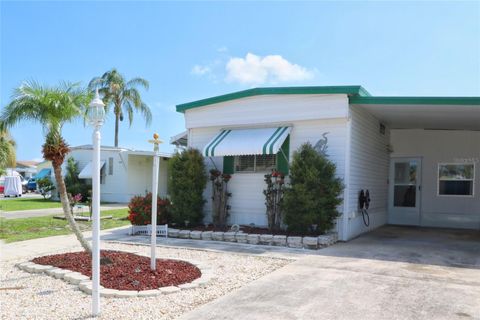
16 258 213 298
166 228 338 250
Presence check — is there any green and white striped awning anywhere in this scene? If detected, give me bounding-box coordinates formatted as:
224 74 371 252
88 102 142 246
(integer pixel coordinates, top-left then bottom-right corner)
203 126 291 157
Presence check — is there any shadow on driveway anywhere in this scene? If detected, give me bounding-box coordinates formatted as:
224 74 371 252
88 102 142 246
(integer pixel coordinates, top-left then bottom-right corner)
318 225 480 269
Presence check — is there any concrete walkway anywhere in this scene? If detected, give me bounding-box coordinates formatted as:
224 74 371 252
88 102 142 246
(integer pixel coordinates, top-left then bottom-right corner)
1 226 131 261
0 203 127 219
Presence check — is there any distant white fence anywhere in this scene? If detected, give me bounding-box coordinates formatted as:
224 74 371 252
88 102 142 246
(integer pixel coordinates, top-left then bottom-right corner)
130 224 168 238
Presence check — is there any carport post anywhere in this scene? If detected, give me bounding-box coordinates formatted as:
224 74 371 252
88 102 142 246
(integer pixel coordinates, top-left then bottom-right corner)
149 133 163 270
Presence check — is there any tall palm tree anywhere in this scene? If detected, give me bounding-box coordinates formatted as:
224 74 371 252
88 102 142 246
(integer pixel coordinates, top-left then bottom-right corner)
1 81 92 252
88 69 152 147
0 127 16 175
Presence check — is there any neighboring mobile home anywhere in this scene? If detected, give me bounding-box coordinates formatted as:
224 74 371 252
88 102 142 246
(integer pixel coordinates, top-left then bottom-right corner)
174 86 480 241
66 145 170 203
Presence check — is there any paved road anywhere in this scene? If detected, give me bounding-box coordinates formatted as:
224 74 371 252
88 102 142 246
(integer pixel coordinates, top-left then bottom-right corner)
0 203 127 219
179 226 480 320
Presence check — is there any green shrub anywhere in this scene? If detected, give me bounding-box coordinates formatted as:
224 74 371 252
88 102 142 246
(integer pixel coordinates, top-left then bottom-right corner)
64 157 91 202
64 157 80 187
282 143 344 235
168 148 207 226
37 177 55 199
127 193 171 225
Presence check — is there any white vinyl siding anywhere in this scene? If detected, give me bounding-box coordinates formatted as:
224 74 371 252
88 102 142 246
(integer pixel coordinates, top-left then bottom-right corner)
66 148 169 203
189 117 349 227
66 149 129 203
185 94 349 129
347 106 391 239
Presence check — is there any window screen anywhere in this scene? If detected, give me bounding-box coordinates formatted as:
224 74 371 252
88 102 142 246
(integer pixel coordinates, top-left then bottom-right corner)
234 155 276 173
438 164 474 196
255 154 276 172
235 155 255 172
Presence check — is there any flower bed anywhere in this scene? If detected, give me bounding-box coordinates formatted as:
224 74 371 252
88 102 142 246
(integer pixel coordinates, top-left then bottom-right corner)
31 250 201 290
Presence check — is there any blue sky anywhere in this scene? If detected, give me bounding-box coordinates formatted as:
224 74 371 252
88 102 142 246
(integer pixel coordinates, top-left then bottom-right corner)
1 1 479 161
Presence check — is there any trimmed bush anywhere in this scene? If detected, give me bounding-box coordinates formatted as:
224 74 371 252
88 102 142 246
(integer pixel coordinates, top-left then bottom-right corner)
127 192 171 225
282 143 344 235
168 148 207 226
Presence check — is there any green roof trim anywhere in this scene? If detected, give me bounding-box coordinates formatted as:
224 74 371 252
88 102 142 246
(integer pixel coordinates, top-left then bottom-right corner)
349 96 480 105
176 86 371 112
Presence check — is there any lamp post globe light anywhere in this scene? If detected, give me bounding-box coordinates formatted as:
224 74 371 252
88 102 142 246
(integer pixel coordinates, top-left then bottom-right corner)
87 89 105 316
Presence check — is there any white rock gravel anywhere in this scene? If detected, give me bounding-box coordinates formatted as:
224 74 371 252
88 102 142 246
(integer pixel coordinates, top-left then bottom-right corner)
1 242 291 320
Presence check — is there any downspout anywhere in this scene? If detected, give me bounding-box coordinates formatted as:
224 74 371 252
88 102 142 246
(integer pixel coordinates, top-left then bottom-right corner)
341 115 352 241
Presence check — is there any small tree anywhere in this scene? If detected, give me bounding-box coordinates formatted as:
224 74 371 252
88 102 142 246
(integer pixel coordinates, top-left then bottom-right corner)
282 143 344 235
264 170 285 232
65 157 90 202
210 169 231 228
168 148 207 226
65 157 80 186
37 177 55 199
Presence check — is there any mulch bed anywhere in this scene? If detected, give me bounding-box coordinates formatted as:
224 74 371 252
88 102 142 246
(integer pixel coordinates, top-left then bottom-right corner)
32 250 201 291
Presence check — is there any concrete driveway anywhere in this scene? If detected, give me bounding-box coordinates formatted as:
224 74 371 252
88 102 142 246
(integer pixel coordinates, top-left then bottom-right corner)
179 226 480 320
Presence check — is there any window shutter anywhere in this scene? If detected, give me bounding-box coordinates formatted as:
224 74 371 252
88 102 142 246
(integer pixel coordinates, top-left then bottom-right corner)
223 156 234 174
276 136 290 175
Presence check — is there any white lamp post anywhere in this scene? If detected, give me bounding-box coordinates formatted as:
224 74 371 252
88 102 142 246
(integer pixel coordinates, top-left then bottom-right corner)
148 133 163 270
86 89 105 316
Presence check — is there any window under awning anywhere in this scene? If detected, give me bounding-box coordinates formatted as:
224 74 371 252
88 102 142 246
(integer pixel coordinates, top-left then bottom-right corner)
78 161 106 179
203 126 291 157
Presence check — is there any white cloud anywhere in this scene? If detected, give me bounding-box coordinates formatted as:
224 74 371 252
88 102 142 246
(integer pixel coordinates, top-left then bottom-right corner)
191 65 211 76
217 46 228 53
225 53 314 85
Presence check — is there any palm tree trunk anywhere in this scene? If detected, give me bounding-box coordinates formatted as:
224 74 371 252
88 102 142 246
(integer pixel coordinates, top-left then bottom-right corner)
53 164 92 253
114 112 120 147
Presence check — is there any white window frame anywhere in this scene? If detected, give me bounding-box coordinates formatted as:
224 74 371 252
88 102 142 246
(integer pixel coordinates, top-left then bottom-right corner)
234 154 276 173
437 162 475 197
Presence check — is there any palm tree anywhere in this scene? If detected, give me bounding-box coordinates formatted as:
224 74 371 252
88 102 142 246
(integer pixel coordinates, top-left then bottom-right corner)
88 69 152 147
0 128 16 175
1 81 92 252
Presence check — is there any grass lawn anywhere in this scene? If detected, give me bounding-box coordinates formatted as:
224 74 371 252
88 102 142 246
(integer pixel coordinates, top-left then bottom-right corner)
0 197 63 211
0 208 130 243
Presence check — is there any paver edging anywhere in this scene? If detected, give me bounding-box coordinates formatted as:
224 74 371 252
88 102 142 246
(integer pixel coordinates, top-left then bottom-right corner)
165 229 338 250
15 257 211 298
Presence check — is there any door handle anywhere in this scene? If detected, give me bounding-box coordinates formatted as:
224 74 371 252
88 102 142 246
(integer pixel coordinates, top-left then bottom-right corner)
418 185 421 191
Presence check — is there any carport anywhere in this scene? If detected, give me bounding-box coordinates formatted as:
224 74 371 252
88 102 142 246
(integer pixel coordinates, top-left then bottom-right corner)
351 97 480 230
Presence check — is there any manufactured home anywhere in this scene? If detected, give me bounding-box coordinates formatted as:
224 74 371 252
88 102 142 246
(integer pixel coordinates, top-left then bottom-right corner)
174 86 480 241
65 145 170 203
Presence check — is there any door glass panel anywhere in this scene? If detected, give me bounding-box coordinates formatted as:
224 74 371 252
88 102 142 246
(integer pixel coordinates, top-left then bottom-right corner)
394 162 417 184
393 161 417 207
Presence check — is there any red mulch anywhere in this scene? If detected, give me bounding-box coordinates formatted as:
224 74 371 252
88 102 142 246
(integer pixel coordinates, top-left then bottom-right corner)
32 250 201 291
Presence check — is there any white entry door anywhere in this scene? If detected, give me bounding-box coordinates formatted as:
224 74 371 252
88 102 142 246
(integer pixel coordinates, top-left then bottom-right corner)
388 158 422 225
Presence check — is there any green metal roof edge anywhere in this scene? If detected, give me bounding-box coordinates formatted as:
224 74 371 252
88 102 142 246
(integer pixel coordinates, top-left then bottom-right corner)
349 96 480 105
176 86 370 112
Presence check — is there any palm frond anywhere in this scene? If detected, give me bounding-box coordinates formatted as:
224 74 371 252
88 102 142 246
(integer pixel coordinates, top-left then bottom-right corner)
139 102 152 126
126 77 149 90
